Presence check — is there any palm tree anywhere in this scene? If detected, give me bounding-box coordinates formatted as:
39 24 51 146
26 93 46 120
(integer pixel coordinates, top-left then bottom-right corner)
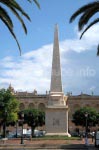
70 1 99 55
0 0 40 55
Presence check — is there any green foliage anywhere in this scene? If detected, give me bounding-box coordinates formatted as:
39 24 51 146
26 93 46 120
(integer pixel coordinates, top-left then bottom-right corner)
36 135 80 140
0 88 19 124
22 108 45 127
72 107 98 127
19 108 45 137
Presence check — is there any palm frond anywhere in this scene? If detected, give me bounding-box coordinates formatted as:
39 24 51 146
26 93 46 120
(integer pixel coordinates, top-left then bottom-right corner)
0 0 40 54
70 1 99 23
0 0 31 20
0 6 13 28
24 0 40 8
80 18 99 56
80 18 99 39
33 0 40 9
27 0 32 2
78 7 99 30
0 11 21 55
97 44 99 56
9 7 27 34
70 1 99 56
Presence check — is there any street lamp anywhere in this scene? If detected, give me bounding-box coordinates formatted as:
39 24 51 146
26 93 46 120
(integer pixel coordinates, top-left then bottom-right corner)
20 113 24 144
15 120 18 138
85 112 88 137
0 102 7 138
29 112 34 138
85 112 89 146
3 110 7 138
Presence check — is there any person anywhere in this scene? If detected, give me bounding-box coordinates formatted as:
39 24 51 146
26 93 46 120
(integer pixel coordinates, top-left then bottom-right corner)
84 133 89 146
92 131 95 142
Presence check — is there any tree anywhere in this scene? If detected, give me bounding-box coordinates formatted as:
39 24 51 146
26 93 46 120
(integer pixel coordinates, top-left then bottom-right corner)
70 1 99 55
0 88 19 137
20 108 45 137
0 0 40 54
72 107 98 127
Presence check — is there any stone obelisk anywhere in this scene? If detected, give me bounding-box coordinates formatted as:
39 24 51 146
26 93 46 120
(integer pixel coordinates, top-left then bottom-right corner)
45 24 70 136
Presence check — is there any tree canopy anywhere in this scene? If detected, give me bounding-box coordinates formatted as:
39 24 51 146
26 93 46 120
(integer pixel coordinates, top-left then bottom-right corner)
0 88 19 123
72 107 99 127
19 108 45 137
0 88 19 137
70 1 99 55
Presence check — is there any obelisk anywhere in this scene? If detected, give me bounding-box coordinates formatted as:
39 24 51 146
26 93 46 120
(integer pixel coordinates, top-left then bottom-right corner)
50 24 62 93
45 24 70 136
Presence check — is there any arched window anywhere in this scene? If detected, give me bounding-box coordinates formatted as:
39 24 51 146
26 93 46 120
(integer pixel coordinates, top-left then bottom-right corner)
86 104 90 107
38 103 45 111
19 103 25 110
28 103 35 109
95 104 99 112
74 104 80 110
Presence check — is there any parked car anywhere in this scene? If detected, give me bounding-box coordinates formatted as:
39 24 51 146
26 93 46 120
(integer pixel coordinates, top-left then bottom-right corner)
25 129 45 138
34 130 45 137
7 133 15 139
0 135 2 139
7 132 21 138
71 132 80 137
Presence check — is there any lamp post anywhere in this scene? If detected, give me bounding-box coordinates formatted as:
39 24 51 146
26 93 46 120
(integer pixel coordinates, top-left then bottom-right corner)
3 110 7 138
85 112 88 137
0 102 7 138
15 121 18 138
29 112 34 138
85 112 89 146
20 113 24 144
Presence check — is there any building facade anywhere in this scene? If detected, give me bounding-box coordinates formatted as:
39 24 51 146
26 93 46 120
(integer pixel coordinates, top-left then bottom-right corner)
9 85 99 133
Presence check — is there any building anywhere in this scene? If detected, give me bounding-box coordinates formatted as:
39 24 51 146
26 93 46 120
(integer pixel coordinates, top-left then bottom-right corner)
9 85 99 133
68 93 99 133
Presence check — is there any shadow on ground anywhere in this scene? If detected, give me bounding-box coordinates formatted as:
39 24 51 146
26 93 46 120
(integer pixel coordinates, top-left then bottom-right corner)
60 144 99 150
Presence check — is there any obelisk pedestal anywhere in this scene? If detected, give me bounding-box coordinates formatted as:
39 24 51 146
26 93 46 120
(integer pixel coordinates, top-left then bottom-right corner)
45 25 70 136
46 94 69 136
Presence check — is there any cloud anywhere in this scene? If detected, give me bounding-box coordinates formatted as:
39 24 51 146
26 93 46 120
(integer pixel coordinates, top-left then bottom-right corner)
61 24 99 53
0 24 99 94
0 45 53 93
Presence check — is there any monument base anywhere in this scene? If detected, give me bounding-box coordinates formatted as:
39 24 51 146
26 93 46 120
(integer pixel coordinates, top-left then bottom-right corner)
45 132 71 137
45 106 70 137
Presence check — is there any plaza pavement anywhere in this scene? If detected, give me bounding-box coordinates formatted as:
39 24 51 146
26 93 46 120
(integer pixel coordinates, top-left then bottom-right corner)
0 138 98 150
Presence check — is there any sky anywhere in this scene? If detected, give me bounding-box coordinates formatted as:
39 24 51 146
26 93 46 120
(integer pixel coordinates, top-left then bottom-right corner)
0 0 99 95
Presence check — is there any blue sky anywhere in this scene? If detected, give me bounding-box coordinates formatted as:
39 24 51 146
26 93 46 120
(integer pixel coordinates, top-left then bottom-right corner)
0 0 99 95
